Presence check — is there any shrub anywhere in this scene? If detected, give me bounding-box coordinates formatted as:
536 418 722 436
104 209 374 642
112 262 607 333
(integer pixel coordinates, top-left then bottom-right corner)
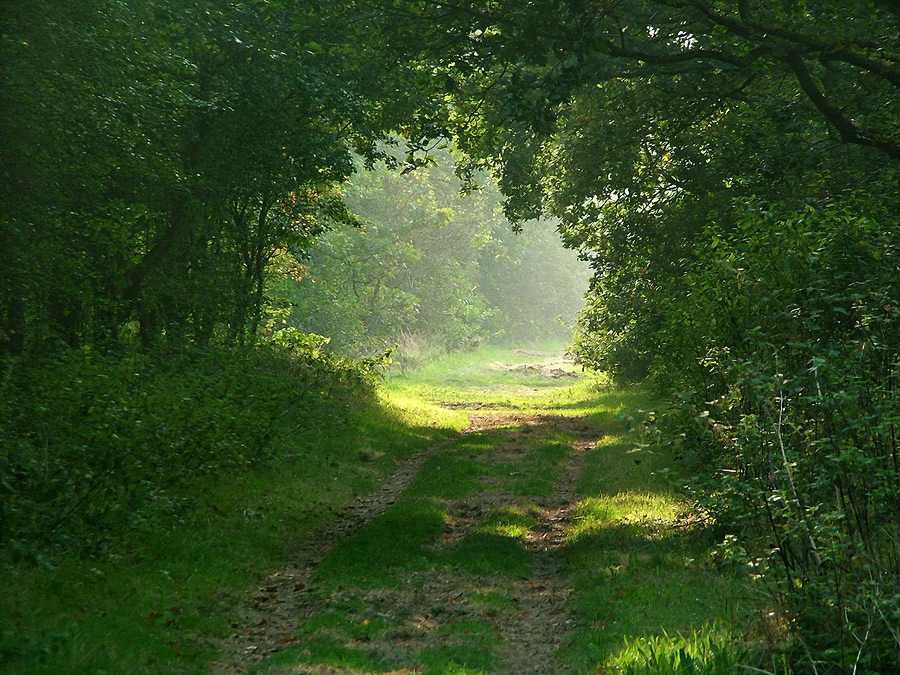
0 336 374 558
659 195 900 672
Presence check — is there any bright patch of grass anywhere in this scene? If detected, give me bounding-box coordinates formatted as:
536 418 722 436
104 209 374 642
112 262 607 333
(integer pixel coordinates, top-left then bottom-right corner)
562 412 750 674
609 623 749 675
386 344 599 412
479 507 539 538
377 387 469 431
569 490 685 538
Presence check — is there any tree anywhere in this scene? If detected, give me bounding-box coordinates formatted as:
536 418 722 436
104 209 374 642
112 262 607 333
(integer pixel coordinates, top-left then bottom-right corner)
362 2 900 668
0 0 420 355
283 150 587 354
364 0 898 372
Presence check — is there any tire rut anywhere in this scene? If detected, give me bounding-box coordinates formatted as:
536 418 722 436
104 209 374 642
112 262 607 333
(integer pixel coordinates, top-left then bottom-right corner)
212 412 597 674
493 433 591 674
211 429 467 673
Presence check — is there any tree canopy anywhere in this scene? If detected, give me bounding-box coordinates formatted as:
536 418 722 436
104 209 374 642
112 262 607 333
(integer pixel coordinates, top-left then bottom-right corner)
0 0 421 353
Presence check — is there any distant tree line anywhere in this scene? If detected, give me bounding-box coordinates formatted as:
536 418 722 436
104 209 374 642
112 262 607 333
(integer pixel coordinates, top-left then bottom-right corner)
285 152 587 356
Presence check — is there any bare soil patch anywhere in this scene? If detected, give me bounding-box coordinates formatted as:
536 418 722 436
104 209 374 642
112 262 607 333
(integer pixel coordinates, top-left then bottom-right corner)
489 361 578 379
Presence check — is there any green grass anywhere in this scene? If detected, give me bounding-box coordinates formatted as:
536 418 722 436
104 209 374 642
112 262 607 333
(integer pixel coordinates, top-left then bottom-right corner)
404 432 513 499
255 638 395 674
561 430 751 674
312 497 447 589
0 393 464 674
469 590 518 613
444 532 532 579
479 506 539 538
252 610 402 675
2 344 758 674
386 343 599 411
418 640 498 675
249 345 756 674
505 438 570 496
609 624 749 675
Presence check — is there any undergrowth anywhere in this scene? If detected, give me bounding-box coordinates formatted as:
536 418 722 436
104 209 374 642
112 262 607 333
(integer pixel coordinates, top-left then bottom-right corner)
0 340 465 673
0 339 371 558
0 344 774 673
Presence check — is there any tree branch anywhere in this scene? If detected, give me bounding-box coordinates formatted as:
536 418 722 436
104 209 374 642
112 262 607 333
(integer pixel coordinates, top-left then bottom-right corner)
687 1 900 88
785 53 900 160
598 35 750 69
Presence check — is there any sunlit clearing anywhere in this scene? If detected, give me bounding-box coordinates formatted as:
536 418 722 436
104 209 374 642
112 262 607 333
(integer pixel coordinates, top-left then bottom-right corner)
377 387 469 430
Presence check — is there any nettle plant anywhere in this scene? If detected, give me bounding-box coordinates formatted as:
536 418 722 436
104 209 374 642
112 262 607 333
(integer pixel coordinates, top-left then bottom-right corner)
665 196 900 671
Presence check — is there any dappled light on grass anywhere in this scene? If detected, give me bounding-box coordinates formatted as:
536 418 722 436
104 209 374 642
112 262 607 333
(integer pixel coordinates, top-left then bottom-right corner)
568 491 685 542
479 506 540 539
385 350 754 673
2 346 758 674
248 356 598 674
0 358 466 674
377 388 469 433
562 433 750 674
386 343 606 413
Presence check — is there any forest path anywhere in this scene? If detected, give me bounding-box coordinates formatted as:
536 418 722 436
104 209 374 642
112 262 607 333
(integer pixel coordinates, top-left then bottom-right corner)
213 355 606 674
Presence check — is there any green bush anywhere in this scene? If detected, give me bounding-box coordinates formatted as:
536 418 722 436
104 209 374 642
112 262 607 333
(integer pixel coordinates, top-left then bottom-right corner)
0 336 375 558
659 195 900 672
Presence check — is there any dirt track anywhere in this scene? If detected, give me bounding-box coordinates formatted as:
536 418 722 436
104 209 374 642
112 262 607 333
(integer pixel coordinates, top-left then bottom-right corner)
213 410 603 674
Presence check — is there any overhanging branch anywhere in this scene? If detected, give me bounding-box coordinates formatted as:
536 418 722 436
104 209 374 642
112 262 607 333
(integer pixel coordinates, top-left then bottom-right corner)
785 53 900 160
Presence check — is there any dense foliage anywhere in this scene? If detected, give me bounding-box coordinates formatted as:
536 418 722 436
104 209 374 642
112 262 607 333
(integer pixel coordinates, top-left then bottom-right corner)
4 0 899 669
667 195 900 671
0 0 404 568
0 0 411 354
285 154 587 356
0 0 586 563
0 338 375 558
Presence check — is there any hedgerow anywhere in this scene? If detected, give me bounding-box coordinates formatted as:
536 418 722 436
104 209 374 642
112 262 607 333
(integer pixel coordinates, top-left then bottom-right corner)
659 195 900 672
0 334 375 560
